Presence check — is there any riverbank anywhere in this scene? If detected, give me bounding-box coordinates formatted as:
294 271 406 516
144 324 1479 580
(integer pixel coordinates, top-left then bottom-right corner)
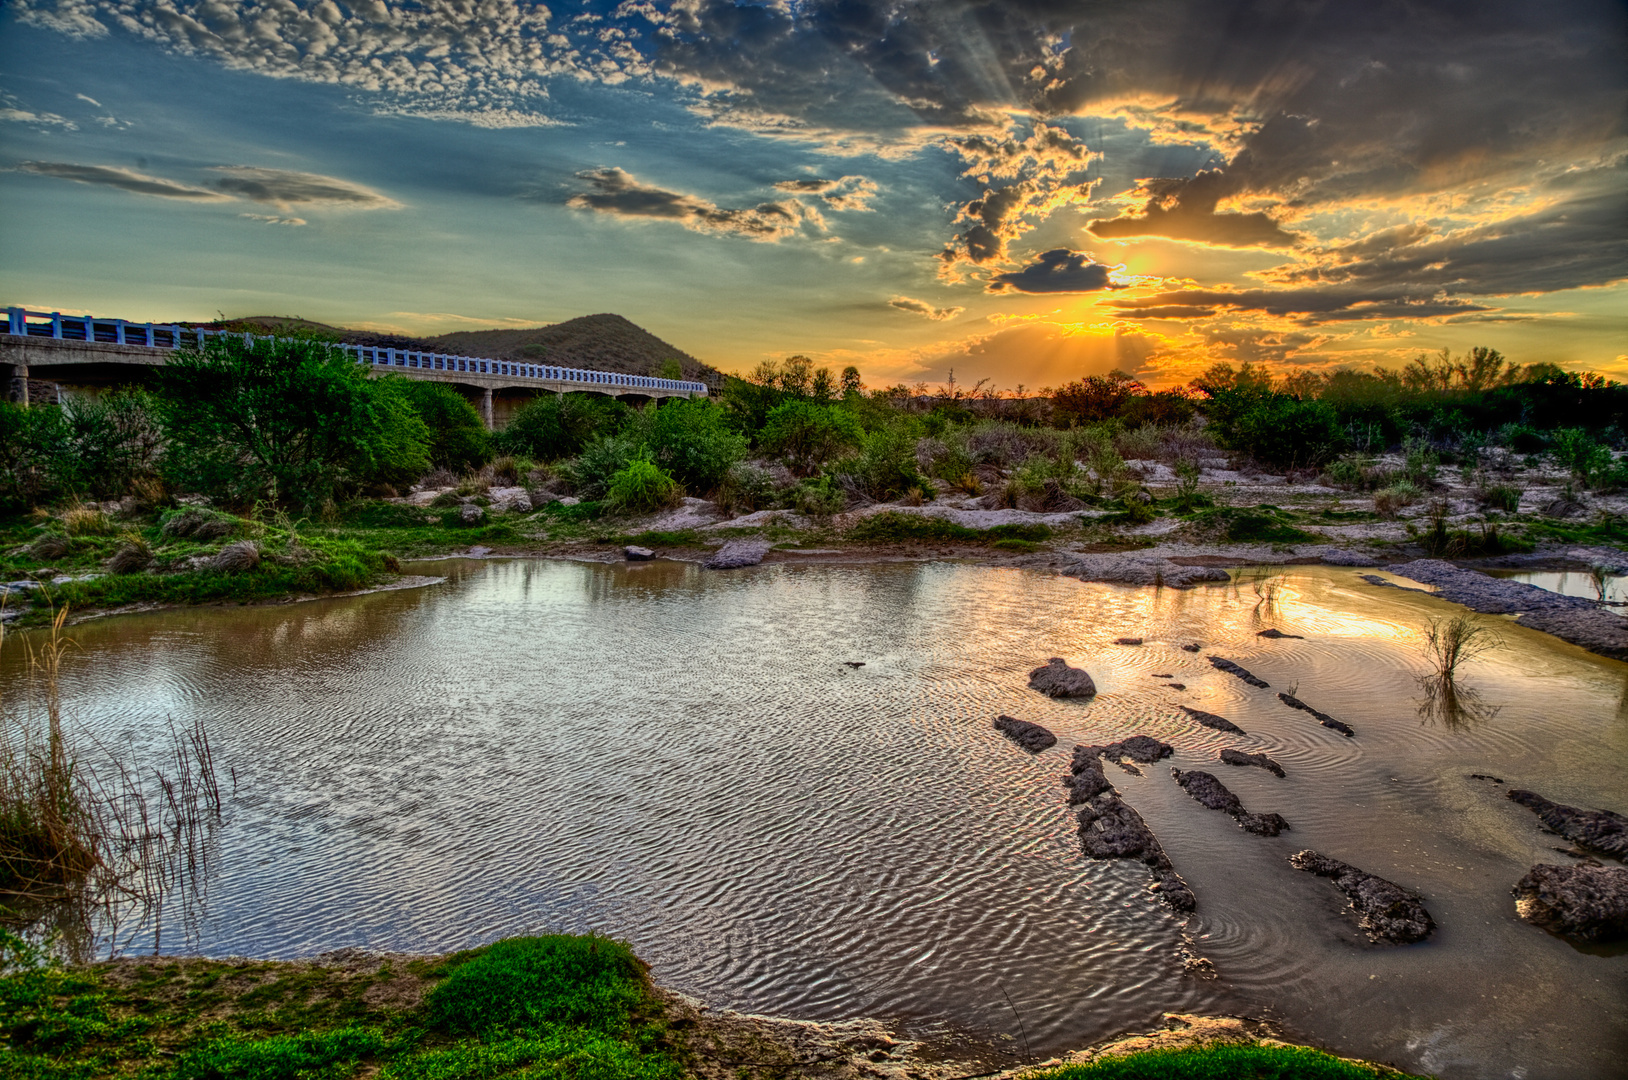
0 937 1427 1079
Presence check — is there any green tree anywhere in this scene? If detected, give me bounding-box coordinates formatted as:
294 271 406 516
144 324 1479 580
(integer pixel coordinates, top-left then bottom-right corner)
657 358 683 380
840 366 863 399
151 334 429 509
394 379 490 472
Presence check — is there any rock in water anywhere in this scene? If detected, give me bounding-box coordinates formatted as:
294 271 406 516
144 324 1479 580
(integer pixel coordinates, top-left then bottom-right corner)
624 545 655 561
1290 850 1435 944
1511 863 1628 942
1277 692 1355 736
1220 748 1286 777
1256 628 1303 639
993 715 1057 753
703 539 772 569
1180 706 1246 735
1028 657 1097 698
1075 792 1195 912
1172 768 1289 835
1506 790 1628 859
1208 656 1269 688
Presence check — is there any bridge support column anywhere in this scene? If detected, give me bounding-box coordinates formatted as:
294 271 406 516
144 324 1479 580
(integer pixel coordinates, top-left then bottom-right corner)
6 364 26 406
480 387 494 429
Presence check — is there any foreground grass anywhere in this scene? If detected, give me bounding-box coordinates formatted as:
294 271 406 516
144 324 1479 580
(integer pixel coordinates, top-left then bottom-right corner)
0 934 682 1080
0 932 1432 1080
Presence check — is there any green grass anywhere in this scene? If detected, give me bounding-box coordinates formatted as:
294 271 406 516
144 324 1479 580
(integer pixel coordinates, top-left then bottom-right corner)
0 934 683 1080
1032 1042 1426 1079
1184 506 1314 544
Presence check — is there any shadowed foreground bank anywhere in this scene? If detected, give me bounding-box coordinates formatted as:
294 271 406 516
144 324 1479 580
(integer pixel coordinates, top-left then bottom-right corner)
0 934 1425 1079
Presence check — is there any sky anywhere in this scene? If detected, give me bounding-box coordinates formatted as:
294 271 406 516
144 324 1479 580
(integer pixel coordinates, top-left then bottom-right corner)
1 0 1625 389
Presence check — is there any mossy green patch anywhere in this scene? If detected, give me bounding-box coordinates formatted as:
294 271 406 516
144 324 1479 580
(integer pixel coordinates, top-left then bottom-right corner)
1033 1042 1426 1079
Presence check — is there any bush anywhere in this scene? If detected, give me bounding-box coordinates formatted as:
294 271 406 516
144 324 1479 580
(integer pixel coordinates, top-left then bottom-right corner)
395 380 491 472
1550 428 1614 487
0 392 160 509
426 936 651 1038
568 434 641 501
715 462 776 516
792 477 847 517
1476 483 1523 512
606 459 680 513
1374 481 1422 518
496 393 630 462
639 400 747 492
833 426 930 502
1208 392 1345 468
151 334 430 511
760 401 863 474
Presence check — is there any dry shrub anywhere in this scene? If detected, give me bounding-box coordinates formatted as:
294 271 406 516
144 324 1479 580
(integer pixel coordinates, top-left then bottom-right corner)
210 540 261 573
26 534 71 561
1373 482 1421 519
1113 425 1163 461
1423 614 1502 680
107 537 152 575
160 507 237 541
489 455 522 485
419 467 460 489
1 606 222 932
63 506 114 537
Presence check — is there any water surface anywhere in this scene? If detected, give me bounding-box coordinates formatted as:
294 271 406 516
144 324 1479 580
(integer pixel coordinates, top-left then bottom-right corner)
12 560 1627 1078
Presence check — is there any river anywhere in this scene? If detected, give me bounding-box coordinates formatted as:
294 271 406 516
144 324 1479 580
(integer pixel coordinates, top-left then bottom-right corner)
9 559 1626 1078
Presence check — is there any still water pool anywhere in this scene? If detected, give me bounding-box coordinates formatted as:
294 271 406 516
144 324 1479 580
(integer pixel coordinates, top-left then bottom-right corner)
11 560 1627 1078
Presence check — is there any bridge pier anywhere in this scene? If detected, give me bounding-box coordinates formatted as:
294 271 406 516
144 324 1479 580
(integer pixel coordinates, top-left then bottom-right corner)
481 387 494 429
6 364 26 406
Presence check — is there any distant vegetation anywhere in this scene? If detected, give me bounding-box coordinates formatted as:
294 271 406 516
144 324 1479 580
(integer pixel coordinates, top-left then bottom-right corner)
1 332 1624 622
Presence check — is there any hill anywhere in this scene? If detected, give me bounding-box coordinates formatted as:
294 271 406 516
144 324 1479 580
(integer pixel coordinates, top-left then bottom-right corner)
208 313 719 384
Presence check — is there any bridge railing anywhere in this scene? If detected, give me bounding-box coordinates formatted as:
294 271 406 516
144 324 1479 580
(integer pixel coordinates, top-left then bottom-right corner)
3 307 707 396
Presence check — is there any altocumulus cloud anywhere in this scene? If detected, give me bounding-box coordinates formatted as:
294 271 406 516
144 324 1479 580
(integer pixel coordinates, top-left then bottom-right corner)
889 297 963 321
17 161 226 199
990 250 1124 294
773 176 879 212
568 168 815 240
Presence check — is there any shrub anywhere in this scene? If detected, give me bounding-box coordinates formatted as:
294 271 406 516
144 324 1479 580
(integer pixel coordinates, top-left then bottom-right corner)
792 477 847 518
639 400 747 491
496 393 630 462
568 434 640 501
760 401 863 474
606 459 680 513
426 936 651 1038
152 334 430 511
1476 483 1523 512
396 380 491 472
1210 392 1345 468
1550 428 1613 487
1374 481 1421 518
832 426 930 502
715 462 776 516
1496 422 1548 453
160 506 240 540
847 512 979 544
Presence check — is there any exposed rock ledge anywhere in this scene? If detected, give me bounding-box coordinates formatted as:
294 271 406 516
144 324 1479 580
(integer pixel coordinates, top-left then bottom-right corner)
1378 558 1628 661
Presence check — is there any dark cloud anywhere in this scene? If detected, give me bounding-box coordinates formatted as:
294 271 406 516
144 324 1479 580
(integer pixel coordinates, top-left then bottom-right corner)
889 296 963 321
990 249 1122 293
1109 287 1491 324
773 175 878 211
1087 170 1298 248
569 167 813 240
941 123 1094 266
212 167 399 209
18 160 224 199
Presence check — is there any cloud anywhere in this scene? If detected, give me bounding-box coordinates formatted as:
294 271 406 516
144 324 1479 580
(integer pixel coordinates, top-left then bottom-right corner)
940 122 1096 268
568 167 815 240
1087 170 1299 248
1 106 76 129
1108 287 1491 324
17 160 226 199
990 250 1125 294
889 297 963 321
240 213 307 226
773 175 878 211
75 93 102 107
212 167 400 210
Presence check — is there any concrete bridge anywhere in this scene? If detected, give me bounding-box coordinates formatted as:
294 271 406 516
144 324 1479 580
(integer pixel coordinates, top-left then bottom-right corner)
2 307 708 428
